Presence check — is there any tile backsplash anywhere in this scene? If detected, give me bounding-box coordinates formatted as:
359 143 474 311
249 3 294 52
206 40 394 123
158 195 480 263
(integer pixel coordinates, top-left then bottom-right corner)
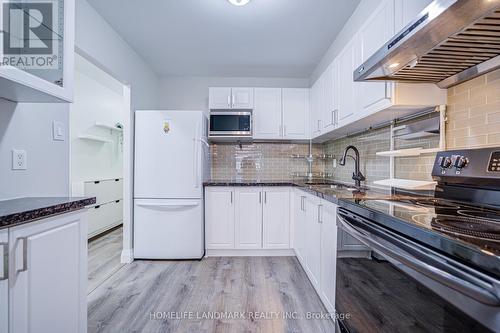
210 142 324 180
210 118 439 184
446 68 500 149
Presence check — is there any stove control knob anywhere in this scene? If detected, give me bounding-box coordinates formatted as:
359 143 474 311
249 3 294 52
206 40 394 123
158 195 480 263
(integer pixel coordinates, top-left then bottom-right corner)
455 156 469 169
441 156 452 168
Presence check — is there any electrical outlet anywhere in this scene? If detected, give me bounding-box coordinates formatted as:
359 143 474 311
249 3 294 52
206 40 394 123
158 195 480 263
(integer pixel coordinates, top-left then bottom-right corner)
332 158 337 168
52 121 65 141
12 149 27 170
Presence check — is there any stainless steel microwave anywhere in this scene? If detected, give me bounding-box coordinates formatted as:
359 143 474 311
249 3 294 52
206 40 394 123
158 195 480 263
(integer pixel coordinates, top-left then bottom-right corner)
209 111 252 138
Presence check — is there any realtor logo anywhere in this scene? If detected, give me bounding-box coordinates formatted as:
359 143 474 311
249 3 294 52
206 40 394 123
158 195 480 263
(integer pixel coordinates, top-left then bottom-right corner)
1 1 60 70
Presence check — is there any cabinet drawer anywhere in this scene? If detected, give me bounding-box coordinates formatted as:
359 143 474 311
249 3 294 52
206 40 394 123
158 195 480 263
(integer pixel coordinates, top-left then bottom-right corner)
88 200 123 237
84 178 122 205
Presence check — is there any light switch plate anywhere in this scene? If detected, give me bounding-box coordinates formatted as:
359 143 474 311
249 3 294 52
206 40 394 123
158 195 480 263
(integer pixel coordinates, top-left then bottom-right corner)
12 149 27 170
52 121 65 141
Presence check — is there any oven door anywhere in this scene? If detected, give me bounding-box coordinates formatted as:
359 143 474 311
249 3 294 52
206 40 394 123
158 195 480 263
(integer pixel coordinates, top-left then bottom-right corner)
209 111 252 137
336 209 500 333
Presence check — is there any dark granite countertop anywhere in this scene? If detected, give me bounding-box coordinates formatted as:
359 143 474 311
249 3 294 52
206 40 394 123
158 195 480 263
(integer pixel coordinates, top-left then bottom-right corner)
0 197 96 230
203 178 411 204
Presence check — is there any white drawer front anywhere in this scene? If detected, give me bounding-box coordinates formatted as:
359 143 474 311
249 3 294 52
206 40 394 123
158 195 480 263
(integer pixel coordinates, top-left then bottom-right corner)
88 200 123 237
84 178 123 205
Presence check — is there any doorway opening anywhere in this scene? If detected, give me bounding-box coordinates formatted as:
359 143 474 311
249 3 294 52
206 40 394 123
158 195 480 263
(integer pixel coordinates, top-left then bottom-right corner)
69 53 131 293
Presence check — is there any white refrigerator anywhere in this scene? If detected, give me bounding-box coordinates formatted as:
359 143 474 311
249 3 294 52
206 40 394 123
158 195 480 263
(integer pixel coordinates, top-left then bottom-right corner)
134 110 209 259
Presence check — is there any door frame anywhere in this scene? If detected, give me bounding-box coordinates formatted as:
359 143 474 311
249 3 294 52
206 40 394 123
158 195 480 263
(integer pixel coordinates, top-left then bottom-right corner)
68 48 133 263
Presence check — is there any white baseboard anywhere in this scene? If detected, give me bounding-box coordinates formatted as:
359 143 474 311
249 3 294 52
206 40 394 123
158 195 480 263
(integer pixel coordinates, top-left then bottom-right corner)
120 248 134 263
205 248 295 257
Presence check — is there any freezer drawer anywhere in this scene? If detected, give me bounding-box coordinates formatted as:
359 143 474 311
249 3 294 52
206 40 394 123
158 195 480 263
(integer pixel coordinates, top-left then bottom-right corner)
133 199 204 259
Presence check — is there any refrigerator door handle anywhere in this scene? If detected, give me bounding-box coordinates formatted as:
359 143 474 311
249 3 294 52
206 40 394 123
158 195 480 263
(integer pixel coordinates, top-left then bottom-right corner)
137 202 200 210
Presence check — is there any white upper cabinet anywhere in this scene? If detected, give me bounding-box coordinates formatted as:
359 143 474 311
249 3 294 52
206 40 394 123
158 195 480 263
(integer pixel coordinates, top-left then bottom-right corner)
253 88 283 139
357 0 395 115
336 38 357 126
232 87 254 109
262 188 290 249
394 0 433 32
0 0 75 102
235 188 262 249
322 63 337 132
309 78 322 137
209 87 233 109
209 87 254 109
282 88 309 140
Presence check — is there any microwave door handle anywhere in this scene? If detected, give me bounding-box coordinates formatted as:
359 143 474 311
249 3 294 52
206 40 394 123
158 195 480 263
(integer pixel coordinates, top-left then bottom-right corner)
337 214 500 306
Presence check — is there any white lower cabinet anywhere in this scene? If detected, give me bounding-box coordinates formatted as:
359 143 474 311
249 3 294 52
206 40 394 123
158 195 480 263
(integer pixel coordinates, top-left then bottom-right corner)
293 190 338 315
8 211 87 333
293 190 307 263
235 188 262 249
320 201 338 313
205 187 291 252
205 187 235 249
0 229 7 333
263 188 290 249
304 194 322 289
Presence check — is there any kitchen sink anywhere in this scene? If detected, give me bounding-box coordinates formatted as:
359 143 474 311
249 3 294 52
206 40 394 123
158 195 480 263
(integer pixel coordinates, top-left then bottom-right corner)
303 180 363 192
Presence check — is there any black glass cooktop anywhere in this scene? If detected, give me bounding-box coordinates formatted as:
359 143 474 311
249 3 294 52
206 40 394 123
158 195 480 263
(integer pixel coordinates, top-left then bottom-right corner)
343 197 500 259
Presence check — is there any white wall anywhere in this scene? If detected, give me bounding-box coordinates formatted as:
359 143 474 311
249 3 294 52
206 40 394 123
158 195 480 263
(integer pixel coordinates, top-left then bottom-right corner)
310 0 382 84
71 55 126 183
75 0 162 262
0 100 70 200
159 76 310 110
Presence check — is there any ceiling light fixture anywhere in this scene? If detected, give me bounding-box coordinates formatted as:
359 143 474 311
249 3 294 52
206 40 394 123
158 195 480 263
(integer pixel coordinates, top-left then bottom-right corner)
228 0 251 6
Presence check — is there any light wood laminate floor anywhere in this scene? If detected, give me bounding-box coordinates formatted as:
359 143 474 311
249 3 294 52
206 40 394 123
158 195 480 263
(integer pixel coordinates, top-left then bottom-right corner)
88 226 124 293
88 257 336 333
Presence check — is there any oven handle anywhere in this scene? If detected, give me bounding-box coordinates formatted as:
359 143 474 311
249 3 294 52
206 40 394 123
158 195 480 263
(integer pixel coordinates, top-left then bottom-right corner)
337 213 500 306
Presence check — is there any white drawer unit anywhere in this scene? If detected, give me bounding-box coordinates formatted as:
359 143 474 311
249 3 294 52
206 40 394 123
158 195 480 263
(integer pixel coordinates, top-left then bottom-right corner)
83 178 123 205
87 200 123 238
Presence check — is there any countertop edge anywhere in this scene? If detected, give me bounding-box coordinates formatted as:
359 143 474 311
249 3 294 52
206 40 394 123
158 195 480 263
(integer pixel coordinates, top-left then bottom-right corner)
0 197 96 230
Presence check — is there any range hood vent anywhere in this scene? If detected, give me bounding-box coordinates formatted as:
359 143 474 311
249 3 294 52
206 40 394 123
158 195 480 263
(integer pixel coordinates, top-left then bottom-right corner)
354 0 500 88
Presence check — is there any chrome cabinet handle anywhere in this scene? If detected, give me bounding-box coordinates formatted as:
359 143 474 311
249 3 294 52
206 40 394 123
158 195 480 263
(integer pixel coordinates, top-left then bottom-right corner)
317 120 320 131
227 95 231 108
230 191 233 204
0 243 7 281
17 237 28 273
231 94 235 108
259 191 262 204
264 191 267 204
334 109 339 126
337 214 500 306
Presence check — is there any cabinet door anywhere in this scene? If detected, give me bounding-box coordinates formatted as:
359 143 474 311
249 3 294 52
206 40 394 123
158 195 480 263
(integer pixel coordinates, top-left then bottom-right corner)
358 0 395 115
9 211 87 333
310 79 322 137
232 87 254 109
394 0 433 32
0 229 7 333
253 88 283 139
209 87 232 109
293 191 307 263
262 188 290 249
235 188 262 249
305 194 321 289
205 187 235 249
320 201 338 313
322 63 336 131
282 88 309 140
336 39 356 125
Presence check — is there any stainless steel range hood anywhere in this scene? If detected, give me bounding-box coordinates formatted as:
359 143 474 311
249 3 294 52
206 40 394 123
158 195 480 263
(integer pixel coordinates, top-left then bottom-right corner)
354 0 500 88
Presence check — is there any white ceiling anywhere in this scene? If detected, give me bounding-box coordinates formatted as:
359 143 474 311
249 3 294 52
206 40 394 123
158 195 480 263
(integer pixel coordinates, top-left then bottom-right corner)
87 0 360 78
